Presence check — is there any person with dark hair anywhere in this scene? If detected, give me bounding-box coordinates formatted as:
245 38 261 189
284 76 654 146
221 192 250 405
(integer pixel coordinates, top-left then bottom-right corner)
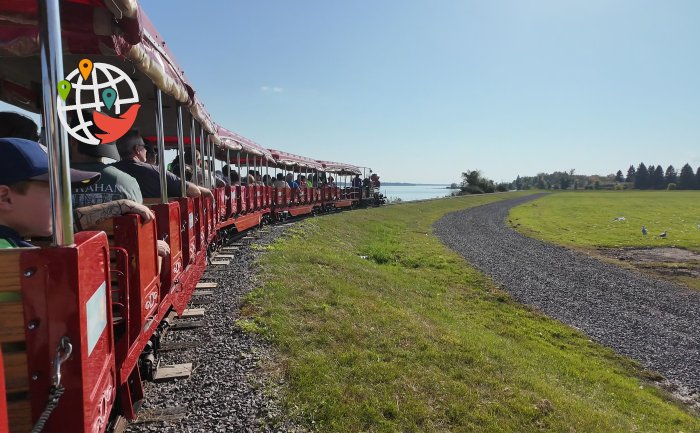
261 174 272 186
0 112 40 142
222 165 240 186
66 114 142 207
112 130 211 199
144 140 157 165
0 111 155 233
273 172 289 188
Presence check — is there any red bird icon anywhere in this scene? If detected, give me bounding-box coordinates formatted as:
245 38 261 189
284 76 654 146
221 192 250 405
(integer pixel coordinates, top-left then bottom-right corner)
93 104 141 143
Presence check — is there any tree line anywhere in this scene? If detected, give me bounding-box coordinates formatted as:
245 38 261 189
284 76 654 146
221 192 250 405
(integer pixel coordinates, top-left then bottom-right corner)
512 163 700 191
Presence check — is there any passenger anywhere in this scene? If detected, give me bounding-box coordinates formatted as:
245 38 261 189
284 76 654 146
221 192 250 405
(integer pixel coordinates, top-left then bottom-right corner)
298 175 307 188
261 174 272 186
112 130 212 199
255 171 262 184
328 176 336 187
223 166 240 186
0 137 100 247
214 169 229 186
273 173 289 188
285 172 299 189
0 112 156 233
371 173 381 188
67 120 142 207
144 141 157 165
0 112 40 141
352 174 362 188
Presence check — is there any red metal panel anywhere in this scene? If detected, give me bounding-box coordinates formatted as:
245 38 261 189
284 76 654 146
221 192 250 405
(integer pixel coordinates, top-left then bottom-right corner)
227 185 238 216
177 198 196 266
238 186 247 214
21 232 116 433
111 215 159 390
151 202 183 305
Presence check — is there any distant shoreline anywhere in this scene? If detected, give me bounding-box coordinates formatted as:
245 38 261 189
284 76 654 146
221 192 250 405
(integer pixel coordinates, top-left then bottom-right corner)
382 182 451 187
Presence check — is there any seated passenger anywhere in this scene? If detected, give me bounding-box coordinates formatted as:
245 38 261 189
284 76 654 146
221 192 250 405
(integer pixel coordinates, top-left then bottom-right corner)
0 137 102 247
352 174 362 188
273 173 289 188
112 130 212 199
328 176 336 187
223 166 240 186
68 133 143 207
0 112 156 232
261 174 272 186
144 140 158 165
285 173 299 189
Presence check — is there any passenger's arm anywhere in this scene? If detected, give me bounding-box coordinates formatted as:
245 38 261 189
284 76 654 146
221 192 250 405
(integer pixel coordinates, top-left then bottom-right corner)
185 181 202 198
198 186 214 199
74 199 155 230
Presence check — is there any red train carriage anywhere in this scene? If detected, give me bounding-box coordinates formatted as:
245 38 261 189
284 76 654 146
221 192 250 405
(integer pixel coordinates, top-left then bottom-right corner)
0 1 370 432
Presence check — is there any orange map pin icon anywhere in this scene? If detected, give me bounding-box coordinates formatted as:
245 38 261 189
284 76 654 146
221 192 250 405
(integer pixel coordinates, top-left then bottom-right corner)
79 59 93 81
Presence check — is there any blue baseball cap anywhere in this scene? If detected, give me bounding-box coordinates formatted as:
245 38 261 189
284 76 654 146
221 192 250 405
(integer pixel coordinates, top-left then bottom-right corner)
0 138 100 187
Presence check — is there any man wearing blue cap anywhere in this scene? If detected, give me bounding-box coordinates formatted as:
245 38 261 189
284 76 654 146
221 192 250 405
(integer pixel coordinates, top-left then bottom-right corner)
0 137 100 247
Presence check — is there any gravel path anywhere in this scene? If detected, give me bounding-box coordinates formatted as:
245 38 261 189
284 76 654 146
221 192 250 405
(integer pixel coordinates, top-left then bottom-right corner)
434 194 700 401
126 224 307 433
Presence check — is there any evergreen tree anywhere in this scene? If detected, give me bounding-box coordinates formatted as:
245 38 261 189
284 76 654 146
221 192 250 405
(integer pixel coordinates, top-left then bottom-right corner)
626 165 636 182
696 167 700 189
615 170 624 182
678 163 695 189
651 165 665 189
634 163 649 189
664 165 677 186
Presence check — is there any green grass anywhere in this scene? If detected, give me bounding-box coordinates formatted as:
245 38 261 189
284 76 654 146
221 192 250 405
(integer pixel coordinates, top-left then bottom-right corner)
509 191 700 252
243 192 699 432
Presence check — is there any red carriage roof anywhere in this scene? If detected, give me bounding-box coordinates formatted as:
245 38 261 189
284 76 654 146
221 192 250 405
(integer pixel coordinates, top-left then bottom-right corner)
316 160 363 175
268 149 322 170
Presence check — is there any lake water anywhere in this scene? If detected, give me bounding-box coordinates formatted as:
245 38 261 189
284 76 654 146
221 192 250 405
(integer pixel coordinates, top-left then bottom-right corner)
379 185 454 202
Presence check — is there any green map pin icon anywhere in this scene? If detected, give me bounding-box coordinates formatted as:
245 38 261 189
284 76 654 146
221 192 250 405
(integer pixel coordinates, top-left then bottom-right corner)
57 80 71 101
101 87 117 110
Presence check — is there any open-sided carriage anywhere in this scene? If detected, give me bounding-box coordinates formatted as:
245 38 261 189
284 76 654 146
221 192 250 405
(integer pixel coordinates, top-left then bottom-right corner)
0 1 371 432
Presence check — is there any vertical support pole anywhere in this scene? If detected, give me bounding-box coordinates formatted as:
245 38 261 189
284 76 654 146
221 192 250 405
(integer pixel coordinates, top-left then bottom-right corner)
154 86 168 203
39 0 73 245
176 104 187 197
226 149 231 184
236 151 241 183
199 128 206 187
190 117 198 186
245 154 249 184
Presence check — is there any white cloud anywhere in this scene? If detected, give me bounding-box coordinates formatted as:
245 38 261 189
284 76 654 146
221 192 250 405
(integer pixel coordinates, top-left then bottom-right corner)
260 86 284 93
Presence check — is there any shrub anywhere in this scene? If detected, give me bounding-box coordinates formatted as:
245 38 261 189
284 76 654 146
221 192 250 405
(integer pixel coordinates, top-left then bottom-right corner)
667 182 677 190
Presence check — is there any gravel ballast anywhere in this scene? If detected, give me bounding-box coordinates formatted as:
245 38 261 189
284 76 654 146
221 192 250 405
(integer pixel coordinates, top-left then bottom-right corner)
125 224 306 433
433 194 700 401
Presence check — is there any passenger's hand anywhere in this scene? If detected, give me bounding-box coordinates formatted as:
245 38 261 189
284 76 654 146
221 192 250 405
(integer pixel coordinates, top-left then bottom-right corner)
156 240 170 257
200 187 214 199
119 200 155 223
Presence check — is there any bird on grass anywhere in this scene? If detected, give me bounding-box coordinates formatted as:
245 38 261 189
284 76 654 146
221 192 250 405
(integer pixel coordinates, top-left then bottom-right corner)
659 230 668 238
641 225 647 236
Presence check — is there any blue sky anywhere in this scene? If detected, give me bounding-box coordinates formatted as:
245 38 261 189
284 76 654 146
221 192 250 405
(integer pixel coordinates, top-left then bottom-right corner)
4 1 700 183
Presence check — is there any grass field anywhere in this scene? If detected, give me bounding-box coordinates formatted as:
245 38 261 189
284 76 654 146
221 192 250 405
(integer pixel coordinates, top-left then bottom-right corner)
241 192 700 432
510 191 700 289
509 191 700 252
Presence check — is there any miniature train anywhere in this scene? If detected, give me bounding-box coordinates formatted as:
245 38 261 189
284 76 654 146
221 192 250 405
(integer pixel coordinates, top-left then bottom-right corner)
0 1 382 432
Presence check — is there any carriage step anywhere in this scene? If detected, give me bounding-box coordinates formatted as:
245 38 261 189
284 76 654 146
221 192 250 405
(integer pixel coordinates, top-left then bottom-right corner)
170 320 205 330
180 308 205 318
153 363 192 383
210 259 230 266
159 342 198 352
221 246 239 251
192 290 213 296
189 298 213 306
196 281 218 289
213 254 235 259
132 406 188 423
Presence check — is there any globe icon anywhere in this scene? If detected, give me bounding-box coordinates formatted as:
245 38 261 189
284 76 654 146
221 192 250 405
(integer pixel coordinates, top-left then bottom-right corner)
57 62 139 145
